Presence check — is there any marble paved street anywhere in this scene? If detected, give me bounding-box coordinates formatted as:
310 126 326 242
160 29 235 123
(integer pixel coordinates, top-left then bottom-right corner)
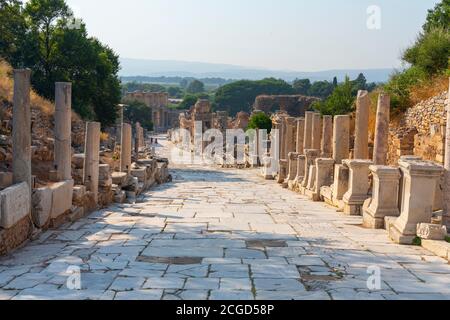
0 138 450 300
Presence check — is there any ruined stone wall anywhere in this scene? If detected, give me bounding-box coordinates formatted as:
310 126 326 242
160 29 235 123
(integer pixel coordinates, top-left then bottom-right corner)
387 91 448 165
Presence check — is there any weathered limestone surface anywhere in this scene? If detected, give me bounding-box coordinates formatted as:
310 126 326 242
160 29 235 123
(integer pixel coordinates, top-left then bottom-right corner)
12 69 32 189
31 187 52 228
301 150 320 191
321 116 333 158
50 180 74 219
84 122 101 203
296 118 305 155
417 223 447 241
390 160 444 244
363 166 401 229
0 182 30 229
303 112 313 151
54 82 72 181
121 123 132 174
287 152 299 190
305 158 334 201
342 159 373 216
312 113 322 150
293 155 306 191
373 94 390 165
332 115 350 164
354 91 370 159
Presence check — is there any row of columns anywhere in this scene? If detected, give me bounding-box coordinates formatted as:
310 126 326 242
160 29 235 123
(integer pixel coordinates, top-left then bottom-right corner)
268 85 449 245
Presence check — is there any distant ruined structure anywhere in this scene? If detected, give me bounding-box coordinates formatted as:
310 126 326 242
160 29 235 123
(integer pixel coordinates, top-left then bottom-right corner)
254 95 319 117
124 91 181 132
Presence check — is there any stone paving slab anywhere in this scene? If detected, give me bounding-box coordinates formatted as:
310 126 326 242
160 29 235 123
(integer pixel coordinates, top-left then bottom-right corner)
0 137 449 300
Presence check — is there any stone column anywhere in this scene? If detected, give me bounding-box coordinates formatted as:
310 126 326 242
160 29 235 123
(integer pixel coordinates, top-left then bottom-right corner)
120 123 132 174
342 159 373 215
354 90 370 159
287 152 299 189
303 112 314 150
333 115 350 164
135 122 141 156
296 118 305 155
389 160 444 244
12 69 32 190
312 113 322 150
321 115 333 158
54 82 72 181
443 78 450 227
363 166 401 229
284 117 297 156
83 122 100 203
373 93 390 165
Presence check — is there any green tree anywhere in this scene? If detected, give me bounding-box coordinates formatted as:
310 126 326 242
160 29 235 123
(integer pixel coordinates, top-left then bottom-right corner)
332 77 338 88
123 100 153 131
177 94 198 110
247 112 272 133
0 0 27 66
315 76 354 116
423 0 449 32
292 78 311 95
186 79 205 94
308 80 334 99
403 27 450 76
167 86 183 98
215 78 294 116
1 0 122 127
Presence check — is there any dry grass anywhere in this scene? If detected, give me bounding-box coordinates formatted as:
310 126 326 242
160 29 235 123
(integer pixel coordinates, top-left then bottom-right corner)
100 132 109 142
0 58 81 121
0 59 54 115
409 74 448 105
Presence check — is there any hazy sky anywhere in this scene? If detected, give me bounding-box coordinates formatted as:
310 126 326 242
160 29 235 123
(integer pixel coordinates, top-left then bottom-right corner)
64 0 440 71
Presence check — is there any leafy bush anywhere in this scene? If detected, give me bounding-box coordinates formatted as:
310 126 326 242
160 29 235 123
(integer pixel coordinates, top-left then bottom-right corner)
314 77 355 116
403 28 450 77
247 112 272 133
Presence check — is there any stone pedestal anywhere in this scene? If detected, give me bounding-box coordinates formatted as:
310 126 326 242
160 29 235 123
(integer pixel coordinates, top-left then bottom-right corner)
301 149 320 193
84 122 101 204
342 159 373 215
312 113 322 150
54 82 72 181
120 123 132 174
373 94 390 165
333 115 350 164
363 165 401 229
389 160 444 244
305 158 335 201
354 90 370 159
321 116 333 158
287 152 299 190
293 155 306 192
277 159 288 184
303 112 314 150
12 69 32 190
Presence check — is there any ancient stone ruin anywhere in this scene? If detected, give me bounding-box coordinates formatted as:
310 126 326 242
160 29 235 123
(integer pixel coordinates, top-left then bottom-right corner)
0 70 172 255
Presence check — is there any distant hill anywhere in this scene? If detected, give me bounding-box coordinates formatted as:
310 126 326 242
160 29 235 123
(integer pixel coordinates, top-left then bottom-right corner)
119 58 394 83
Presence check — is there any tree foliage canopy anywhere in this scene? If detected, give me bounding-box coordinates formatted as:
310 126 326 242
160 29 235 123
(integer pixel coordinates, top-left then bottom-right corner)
0 0 122 127
215 78 294 116
247 112 273 133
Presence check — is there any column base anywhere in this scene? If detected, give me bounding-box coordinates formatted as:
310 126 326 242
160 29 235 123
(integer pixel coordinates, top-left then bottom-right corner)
388 223 417 245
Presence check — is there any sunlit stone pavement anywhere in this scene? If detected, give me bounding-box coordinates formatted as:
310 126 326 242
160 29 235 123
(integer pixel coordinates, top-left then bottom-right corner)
0 136 449 300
